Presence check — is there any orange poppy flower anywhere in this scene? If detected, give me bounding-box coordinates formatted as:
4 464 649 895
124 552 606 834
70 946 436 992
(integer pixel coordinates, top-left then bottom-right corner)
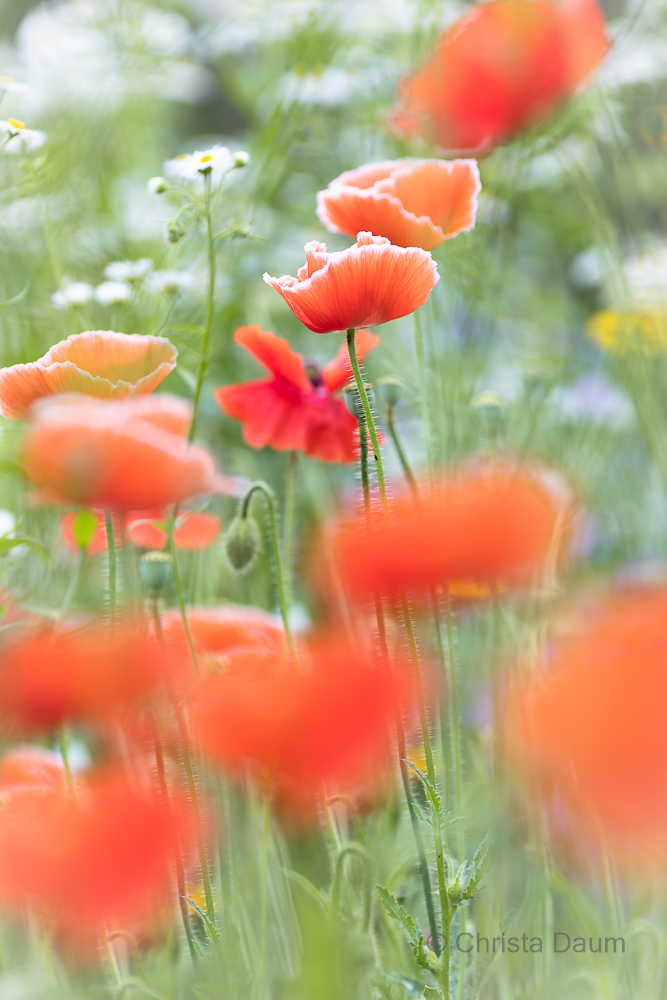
214 325 380 463
329 466 564 600
159 604 284 661
392 0 608 155
510 588 667 854
0 331 177 420
317 159 481 251
0 772 190 941
0 620 180 731
21 395 223 510
263 232 439 334
189 633 412 811
126 510 221 551
0 746 66 794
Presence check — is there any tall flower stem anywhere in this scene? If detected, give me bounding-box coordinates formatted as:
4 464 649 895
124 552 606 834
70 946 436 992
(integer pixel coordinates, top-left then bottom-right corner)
444 594 465 865
58 725 78 801
166 512 199 674
346 330 389 519
413 309 435 487
189 171 216 444
355 407 440 957
104 512 116 625
385 404 417 496
240 481 296 660
282 451 298 603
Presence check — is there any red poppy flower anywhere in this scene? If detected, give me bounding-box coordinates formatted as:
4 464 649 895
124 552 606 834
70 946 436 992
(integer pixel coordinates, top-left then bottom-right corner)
263 232 439 334
126 510 221 551
392 0 608 155
0 746 66 794
0 772 190 940
214 325 380 463
20 395 227 510
329 466 565 600
317 158 481 250
159 604 284 661
510 588 667 853
0 331 177 421
189 633 412 811
0 621 180 731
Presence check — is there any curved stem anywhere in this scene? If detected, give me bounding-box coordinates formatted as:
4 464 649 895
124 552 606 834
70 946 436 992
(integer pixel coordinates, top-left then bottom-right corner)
189 172 216 444
332 844 373 931
346 330 389 518
240 481 295 659
105 512 117 625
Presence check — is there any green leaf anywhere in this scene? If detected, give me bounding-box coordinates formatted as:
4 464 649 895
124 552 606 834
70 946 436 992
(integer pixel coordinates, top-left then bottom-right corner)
0 460 26 480
376 884 438 975
405 761 444 827
281 868 329 908
0 537 52 561
183 896 220 944
449 838 490 905
423 988 441 999
73 509 98 551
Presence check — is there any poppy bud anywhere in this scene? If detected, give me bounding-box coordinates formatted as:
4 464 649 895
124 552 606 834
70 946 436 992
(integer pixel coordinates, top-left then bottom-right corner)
233 151 250 169
140 551 173 593
72 509 98 551
224 516 260 573
378 375 403 409
344 381 375 423
148 176 167 195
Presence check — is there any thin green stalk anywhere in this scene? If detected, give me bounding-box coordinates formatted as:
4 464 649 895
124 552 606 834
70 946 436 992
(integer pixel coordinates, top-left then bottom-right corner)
257 796 270 1000
444 594 464 864
240 482 295 659
399 594 437 790
413 309 435 487
347 329 389 518
58 725 78 800
105 512 117 624
55 549 85 631
282 451 298 602
358 421 371 523
385 405 418 497
166 513 199 674
189 171 216 444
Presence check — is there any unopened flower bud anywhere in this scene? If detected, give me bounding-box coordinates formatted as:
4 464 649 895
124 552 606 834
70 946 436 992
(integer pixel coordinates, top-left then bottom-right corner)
73 509 98 551
344 380 375 423
233 151 250 169
224 515 260 573
140 551 173 593
378 375 403 409
167 222 185 244
471 391 506 418
148 176 167 195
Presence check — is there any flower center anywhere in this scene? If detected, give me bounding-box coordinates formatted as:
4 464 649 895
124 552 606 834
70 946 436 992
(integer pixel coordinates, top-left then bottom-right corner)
7 119 24 130
304 361 323 388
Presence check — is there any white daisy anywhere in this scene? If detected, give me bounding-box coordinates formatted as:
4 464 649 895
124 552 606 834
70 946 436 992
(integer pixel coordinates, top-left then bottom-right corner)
51 282 94 309
0 77 28 94
94 281 131 305
0 118 46 152
148 270 197 295
104 258 153 283
164 144 234 187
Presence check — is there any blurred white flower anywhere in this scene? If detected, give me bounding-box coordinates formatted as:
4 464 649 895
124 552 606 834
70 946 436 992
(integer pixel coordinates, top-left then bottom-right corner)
51 282 95 309
164 144 234 186
0 510 16 538
623 244 667 304
94 281 131 305
0 118 46 152
148 270 197 295
104 258 153 283
0 77 27 94
148 176 168 194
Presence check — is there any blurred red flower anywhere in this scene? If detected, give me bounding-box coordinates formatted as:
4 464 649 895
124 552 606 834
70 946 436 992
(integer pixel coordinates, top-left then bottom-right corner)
189 634 411 810
0 621 179 731
126 510 221 551
393 0 608 154
509 588 667 854
263 232 439 333
20 395 232 510
160 604 284 662
0 746 66 794
215 325 380 463
317 158 481 250
0 330 177 421
0 772 190 942
329 466 565 600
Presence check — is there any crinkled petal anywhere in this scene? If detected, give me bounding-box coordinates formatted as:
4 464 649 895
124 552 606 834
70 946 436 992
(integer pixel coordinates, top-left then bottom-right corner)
233 326 310 390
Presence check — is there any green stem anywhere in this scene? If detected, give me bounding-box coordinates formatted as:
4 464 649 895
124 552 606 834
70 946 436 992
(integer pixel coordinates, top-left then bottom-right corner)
56 549 85 629
399 593 437 790
58 725 77 800
166 513 199 674
358 422 371 524
189 172 216 444
332 844 373 931
386 405 418 497
240 482 295 660
257 796 270 1000
444 594 465 865
105 512 116 624
414 309 435 486
282 451 298 603
346 330 389 518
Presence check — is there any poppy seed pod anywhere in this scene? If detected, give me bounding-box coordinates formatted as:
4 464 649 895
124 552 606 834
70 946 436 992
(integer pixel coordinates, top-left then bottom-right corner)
378 375 403 409
224 515 260 573
344 381 375 422
139 551 173 593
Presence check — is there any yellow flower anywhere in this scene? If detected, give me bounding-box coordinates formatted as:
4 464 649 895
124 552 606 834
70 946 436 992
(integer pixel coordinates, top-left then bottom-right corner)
587 310 667 356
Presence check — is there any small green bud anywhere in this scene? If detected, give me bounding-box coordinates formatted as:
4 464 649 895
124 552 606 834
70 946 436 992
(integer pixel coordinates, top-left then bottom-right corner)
167 222 185 244
233 151 250 168
148 176 167 195
224 515 260 573
139 551 173 593
471 391 506 416
73 508 98 551
344 380 375 423
377 375 403 409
